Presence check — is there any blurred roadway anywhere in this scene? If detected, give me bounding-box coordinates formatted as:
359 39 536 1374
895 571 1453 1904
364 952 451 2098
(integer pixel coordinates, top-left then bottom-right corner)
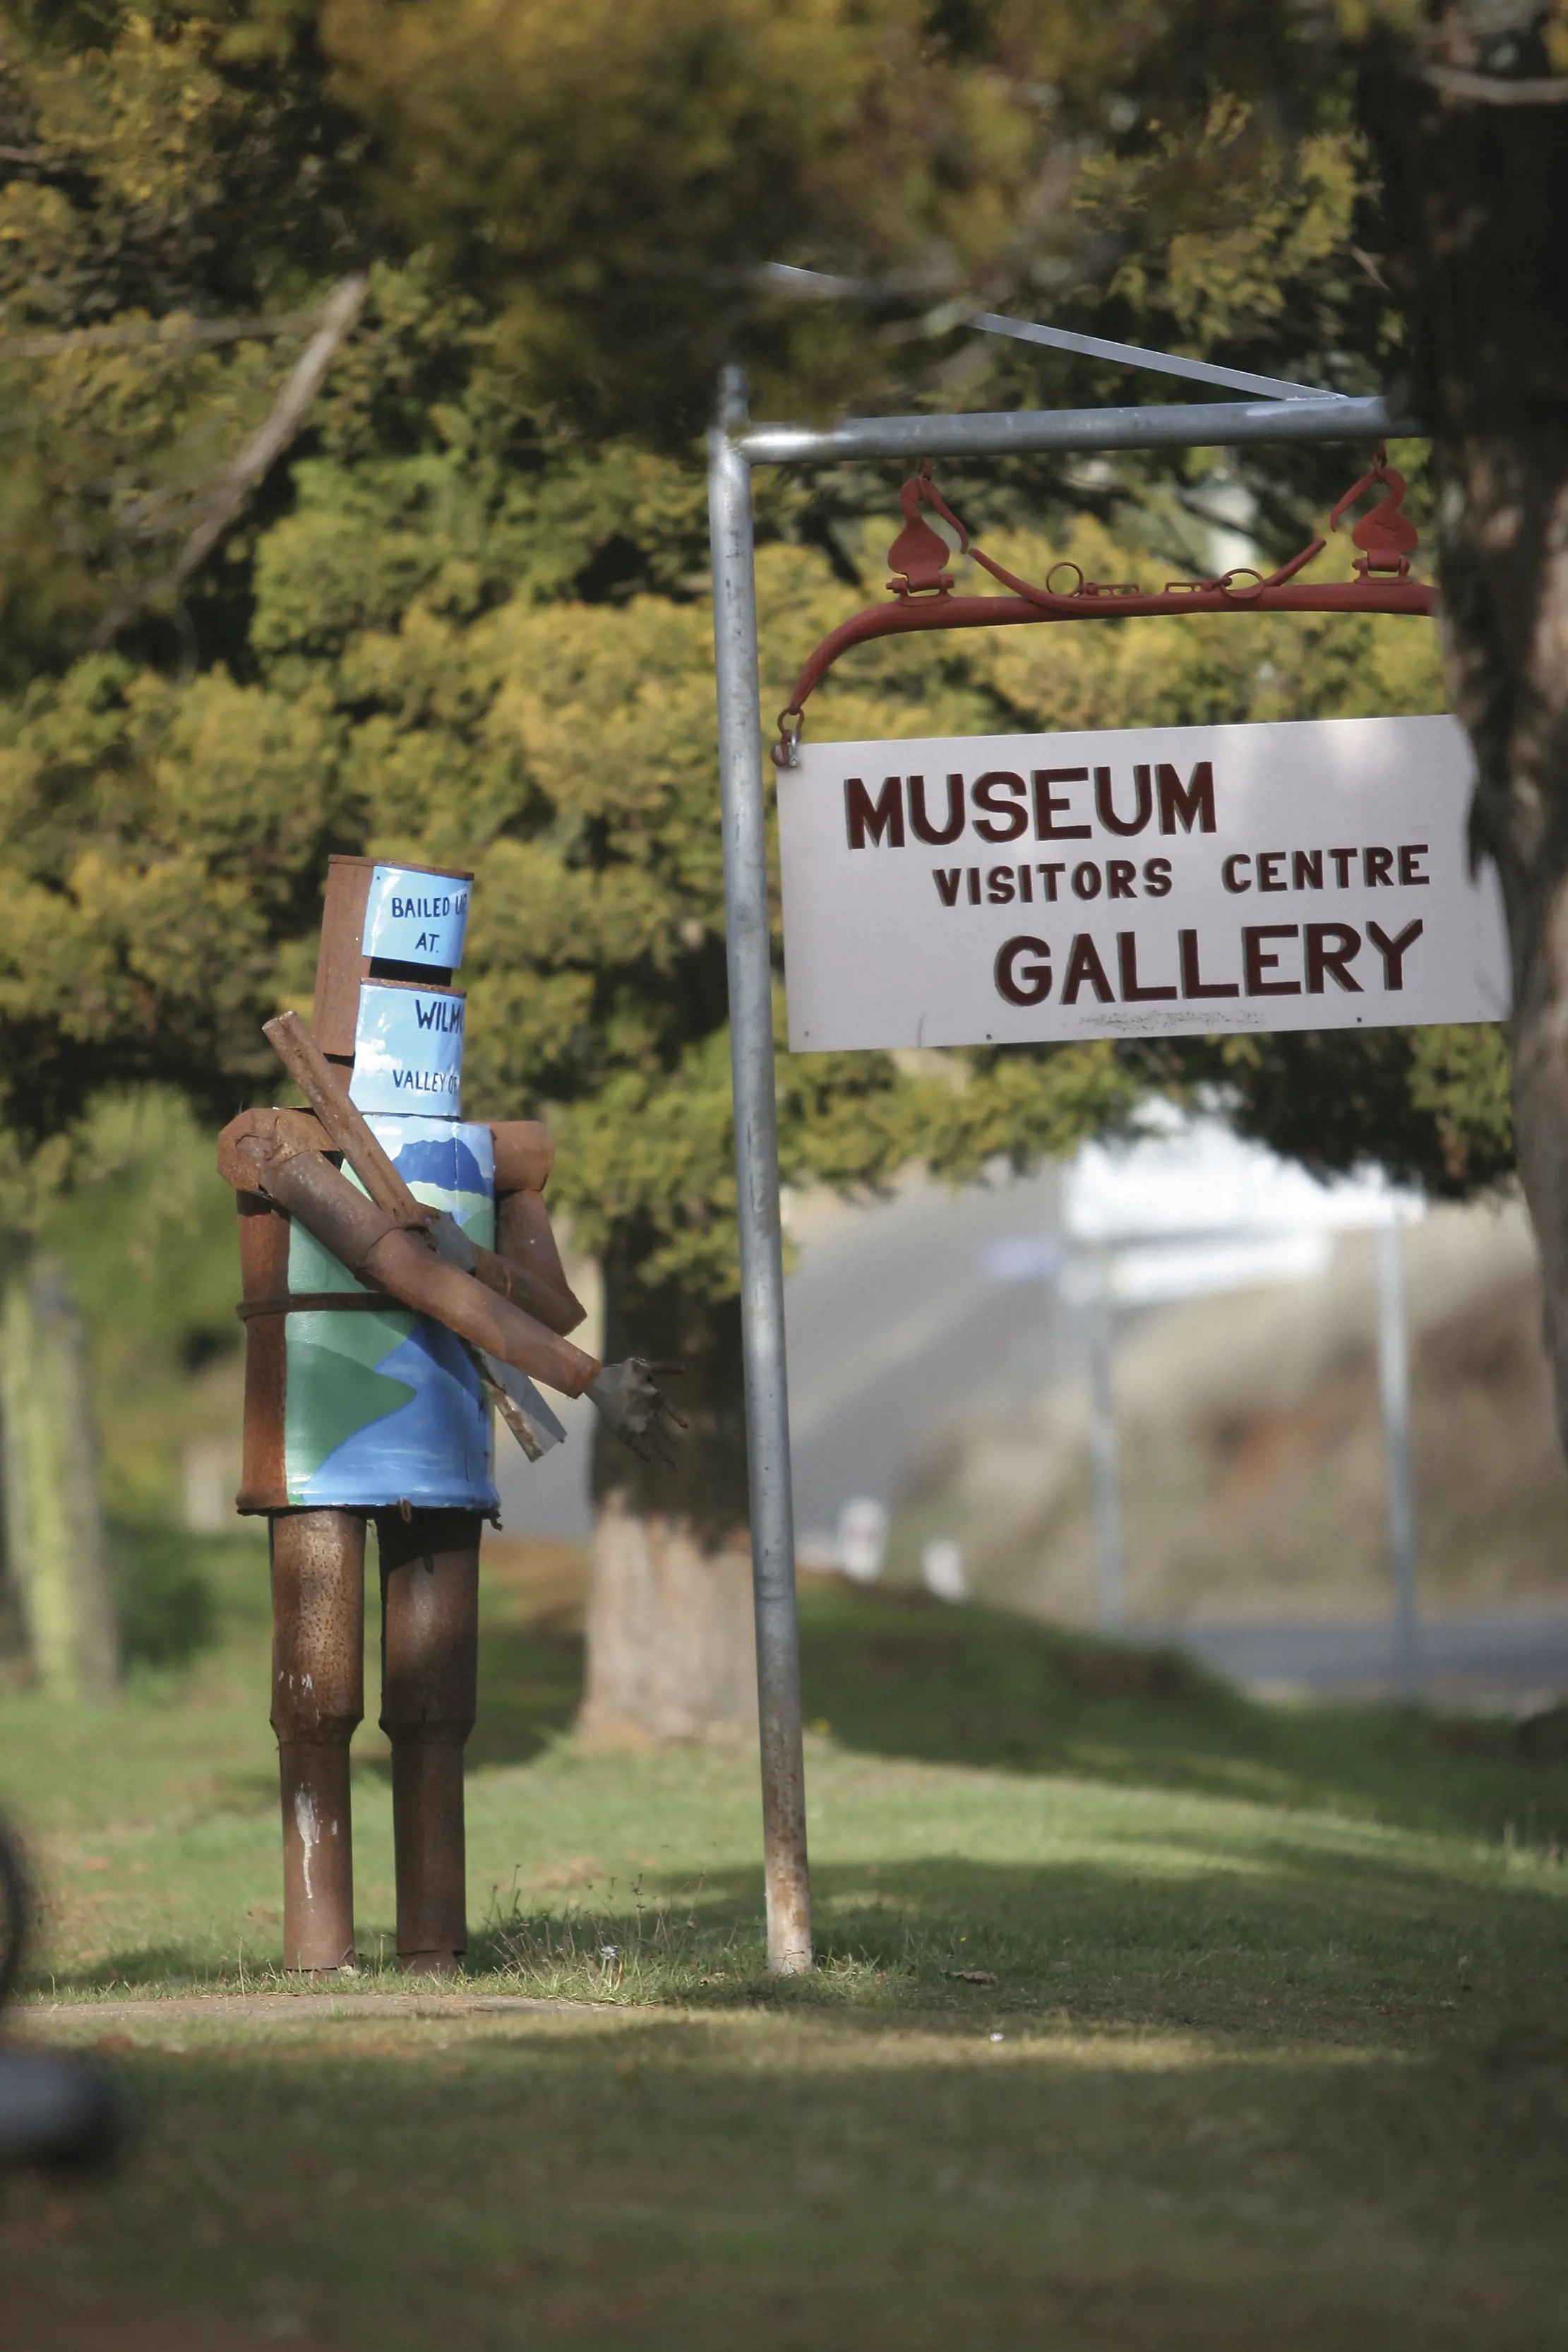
496 1167 1070 1548
1166 1611 1568 1707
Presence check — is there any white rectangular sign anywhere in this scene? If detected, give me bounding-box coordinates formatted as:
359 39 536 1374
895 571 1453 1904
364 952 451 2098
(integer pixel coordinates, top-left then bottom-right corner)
777 715 1509 1050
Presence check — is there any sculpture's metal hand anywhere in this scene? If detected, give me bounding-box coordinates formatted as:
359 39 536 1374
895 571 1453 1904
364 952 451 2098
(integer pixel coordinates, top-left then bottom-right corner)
587 1359 688 1464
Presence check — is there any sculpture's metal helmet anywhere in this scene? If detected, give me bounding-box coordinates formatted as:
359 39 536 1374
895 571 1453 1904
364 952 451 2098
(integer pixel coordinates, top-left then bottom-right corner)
312 853 474 1118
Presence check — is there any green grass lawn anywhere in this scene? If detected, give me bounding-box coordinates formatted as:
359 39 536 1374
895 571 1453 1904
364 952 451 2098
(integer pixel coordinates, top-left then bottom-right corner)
2 1530 1567 2349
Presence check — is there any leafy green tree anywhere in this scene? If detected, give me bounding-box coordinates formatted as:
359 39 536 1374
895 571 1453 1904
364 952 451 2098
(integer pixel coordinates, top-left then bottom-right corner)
0 0 1538 1725
0 3 366 683
0 263 1148 1726
0 267 1509 1729
319 0 1568 1480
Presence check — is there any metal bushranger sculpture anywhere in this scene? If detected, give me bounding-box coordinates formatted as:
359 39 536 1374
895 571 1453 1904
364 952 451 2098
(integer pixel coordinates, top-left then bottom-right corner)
217 855 682 1973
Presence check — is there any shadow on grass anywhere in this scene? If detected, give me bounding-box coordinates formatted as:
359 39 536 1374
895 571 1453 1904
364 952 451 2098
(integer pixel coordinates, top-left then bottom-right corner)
458 1576 1568 1846
47 1827 1562 2021
109 1522 272 1671
42 1834 1561 2041
791 1582 1568 1848
469 1622 583 1768
118 1524 275 1652
461 1832 1568 2040
35 1826 1568 2038
341 1624 581 1788
14 2002 1567 2352
35 1942 225 1993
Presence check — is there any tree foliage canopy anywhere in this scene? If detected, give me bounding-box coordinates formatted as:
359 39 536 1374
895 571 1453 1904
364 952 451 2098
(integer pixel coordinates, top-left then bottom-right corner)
0 0 1520 1271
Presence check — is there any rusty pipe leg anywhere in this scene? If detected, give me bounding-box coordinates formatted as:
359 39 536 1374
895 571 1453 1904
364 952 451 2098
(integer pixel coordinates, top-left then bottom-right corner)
269 1510 366 1971
376 1510 480 1974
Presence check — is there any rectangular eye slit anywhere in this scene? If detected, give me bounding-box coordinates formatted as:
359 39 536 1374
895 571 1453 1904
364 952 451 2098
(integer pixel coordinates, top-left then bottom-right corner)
369 957 455 986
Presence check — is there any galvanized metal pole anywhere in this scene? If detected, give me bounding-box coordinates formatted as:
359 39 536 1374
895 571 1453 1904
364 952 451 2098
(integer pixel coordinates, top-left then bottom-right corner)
1086 1258 1125 1631
706 370 1419 1961
707 366 812 1974
1377 1218 1421 1697
736 392 1413 469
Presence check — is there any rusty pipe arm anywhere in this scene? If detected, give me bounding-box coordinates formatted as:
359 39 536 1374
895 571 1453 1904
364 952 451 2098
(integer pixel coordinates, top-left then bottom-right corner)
431 1206 585 1338
262 1012 583 1332
491 1187 586 1335
238 1140 600 1398
248 1013 679 1453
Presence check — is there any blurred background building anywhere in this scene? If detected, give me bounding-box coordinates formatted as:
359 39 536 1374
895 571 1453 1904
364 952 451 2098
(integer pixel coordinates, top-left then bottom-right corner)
482 1124 1568 1706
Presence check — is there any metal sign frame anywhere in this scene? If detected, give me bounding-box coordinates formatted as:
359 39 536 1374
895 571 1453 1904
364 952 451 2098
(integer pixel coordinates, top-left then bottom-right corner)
707 362 1420 1975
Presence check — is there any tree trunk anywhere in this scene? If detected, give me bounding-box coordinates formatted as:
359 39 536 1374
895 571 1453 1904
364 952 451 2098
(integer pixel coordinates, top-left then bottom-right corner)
0 1251 117 1701
1362 30 1568 1446
579 1261 757 1743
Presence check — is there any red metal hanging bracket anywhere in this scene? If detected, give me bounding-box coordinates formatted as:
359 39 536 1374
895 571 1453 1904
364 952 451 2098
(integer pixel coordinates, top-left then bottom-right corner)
772 446 1434 767
1328 449 1418 579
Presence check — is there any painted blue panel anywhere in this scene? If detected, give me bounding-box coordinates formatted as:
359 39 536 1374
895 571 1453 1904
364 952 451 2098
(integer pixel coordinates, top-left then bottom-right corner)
283 1115 498 1509
292 1319 498 1510
349 981 465 1116
364 864 470 968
